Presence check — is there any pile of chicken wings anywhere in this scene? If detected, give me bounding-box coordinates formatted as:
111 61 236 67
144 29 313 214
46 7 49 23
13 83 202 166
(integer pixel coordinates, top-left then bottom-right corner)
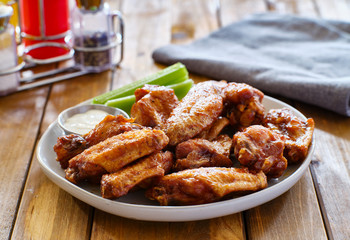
54 81 314 205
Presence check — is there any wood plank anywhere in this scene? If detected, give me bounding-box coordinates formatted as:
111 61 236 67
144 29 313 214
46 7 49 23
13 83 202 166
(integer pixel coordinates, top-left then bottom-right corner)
292 0 350 239
246 170 327 240
10 71 113 240
0 87 49 240
220 0 267 26
220 1 328 239
170 0 219 44
295 103 350 240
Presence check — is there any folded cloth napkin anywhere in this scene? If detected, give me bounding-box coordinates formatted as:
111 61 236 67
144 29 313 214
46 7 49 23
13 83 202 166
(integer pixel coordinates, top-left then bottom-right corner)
152 13 350 116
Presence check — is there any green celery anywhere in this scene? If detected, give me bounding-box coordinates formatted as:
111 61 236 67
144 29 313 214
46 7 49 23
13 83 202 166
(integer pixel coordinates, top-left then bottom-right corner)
105 79 194 114
92 62 188 104
167 79 194 100
105 95 136 114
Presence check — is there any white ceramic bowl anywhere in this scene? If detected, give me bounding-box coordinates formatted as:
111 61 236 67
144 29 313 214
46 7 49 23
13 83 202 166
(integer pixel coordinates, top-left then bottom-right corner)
57 104 129 135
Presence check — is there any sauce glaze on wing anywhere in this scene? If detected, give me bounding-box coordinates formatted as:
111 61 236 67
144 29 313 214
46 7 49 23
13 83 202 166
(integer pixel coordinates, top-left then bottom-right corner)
146 167 267 205
223 82 265 129
65 129 169 184
54 115 143 169
233 125 287 178
174 135 232 171
264 108 314 163
165 81 224 146
101 151 173 199
131 85 179 129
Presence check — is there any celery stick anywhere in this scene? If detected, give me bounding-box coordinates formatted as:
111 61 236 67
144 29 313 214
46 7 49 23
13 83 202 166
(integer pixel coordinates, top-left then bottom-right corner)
105 95 136 114
92 62 188 104
168 79 194 100
105 79 194 114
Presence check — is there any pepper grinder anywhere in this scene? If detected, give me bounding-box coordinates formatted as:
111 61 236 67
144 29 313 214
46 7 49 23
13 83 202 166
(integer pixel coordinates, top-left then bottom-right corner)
0 5 21 96
71 0 124 73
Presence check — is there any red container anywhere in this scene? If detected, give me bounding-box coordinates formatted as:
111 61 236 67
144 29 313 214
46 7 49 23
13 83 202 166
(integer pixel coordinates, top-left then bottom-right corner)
19 0 71 61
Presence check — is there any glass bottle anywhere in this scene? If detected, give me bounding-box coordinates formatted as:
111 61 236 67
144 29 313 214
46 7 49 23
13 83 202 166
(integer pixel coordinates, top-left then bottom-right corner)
0 5 19 96
71 0 124 73
19 0 71 63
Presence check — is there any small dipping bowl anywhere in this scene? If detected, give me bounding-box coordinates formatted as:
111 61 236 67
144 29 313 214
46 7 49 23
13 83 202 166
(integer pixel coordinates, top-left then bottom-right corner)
58 104 129 135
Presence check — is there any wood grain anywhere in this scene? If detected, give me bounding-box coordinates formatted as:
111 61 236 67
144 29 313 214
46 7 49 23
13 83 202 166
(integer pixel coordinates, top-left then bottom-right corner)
220 1 328 240
3 0 350 239
10 66 113 240
287 1 350 239
220 0 267 26
0 87 49 240
296 103 350 240
0 62 57 240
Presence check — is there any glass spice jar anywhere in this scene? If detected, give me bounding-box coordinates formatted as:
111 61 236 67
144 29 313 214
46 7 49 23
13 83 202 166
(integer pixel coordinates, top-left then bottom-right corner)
71 0 124 73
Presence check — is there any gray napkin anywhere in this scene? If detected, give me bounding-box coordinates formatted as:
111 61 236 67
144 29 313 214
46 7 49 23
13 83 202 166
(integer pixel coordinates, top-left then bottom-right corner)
152 13 350 116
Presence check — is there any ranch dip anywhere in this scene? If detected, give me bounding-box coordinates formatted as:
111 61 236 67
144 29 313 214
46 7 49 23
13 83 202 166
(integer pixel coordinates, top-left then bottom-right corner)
64 109 109 135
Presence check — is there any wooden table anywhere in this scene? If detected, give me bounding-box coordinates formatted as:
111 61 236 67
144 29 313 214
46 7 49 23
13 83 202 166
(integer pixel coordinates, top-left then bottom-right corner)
1 0 350 239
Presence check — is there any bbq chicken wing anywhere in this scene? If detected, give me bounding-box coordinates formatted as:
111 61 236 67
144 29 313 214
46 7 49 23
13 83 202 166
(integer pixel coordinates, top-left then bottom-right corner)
54 115 143 169
130 85 179 129
264 108 314 163
101 151 173 199
54 134 88 169
174 135 232 171
165 81 224 146
223 82 265 128
196 117 230 141
233 125 287 178
146 167 267 205
65 129 169 184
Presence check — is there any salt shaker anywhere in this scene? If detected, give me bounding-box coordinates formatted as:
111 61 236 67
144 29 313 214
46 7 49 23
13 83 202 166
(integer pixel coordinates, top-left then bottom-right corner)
71 0 124 73
0 5 20 96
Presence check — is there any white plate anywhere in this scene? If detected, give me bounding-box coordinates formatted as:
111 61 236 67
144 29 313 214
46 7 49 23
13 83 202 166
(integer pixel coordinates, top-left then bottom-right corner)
36 96 315 222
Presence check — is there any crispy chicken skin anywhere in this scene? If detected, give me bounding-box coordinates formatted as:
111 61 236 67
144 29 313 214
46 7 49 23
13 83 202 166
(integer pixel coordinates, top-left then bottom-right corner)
101 151 173 199
223 82 265 128
131 85 179 129
165 81 224 146
54 115 143 169
264 108 314 163
53 134 88 169
233 125 287 178
146 167 267 205
65 129 169 184
196 117 230 141
84 115 143 145
174 135 232 171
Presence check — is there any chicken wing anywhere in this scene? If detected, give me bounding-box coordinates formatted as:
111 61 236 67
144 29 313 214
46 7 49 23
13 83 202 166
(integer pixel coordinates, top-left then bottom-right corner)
146 167 267 205
65 129 169 184
264 108 314 163
53 134 88 169
101 151 173 199
130 85 179 129
233 125 287 178
223 82 265 128
54 115 143 169
174 135 232 171
196 117 230 141
165 81 224 146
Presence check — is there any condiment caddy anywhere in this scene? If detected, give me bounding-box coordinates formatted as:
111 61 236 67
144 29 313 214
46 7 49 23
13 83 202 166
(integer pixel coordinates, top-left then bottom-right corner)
0 0 124 96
